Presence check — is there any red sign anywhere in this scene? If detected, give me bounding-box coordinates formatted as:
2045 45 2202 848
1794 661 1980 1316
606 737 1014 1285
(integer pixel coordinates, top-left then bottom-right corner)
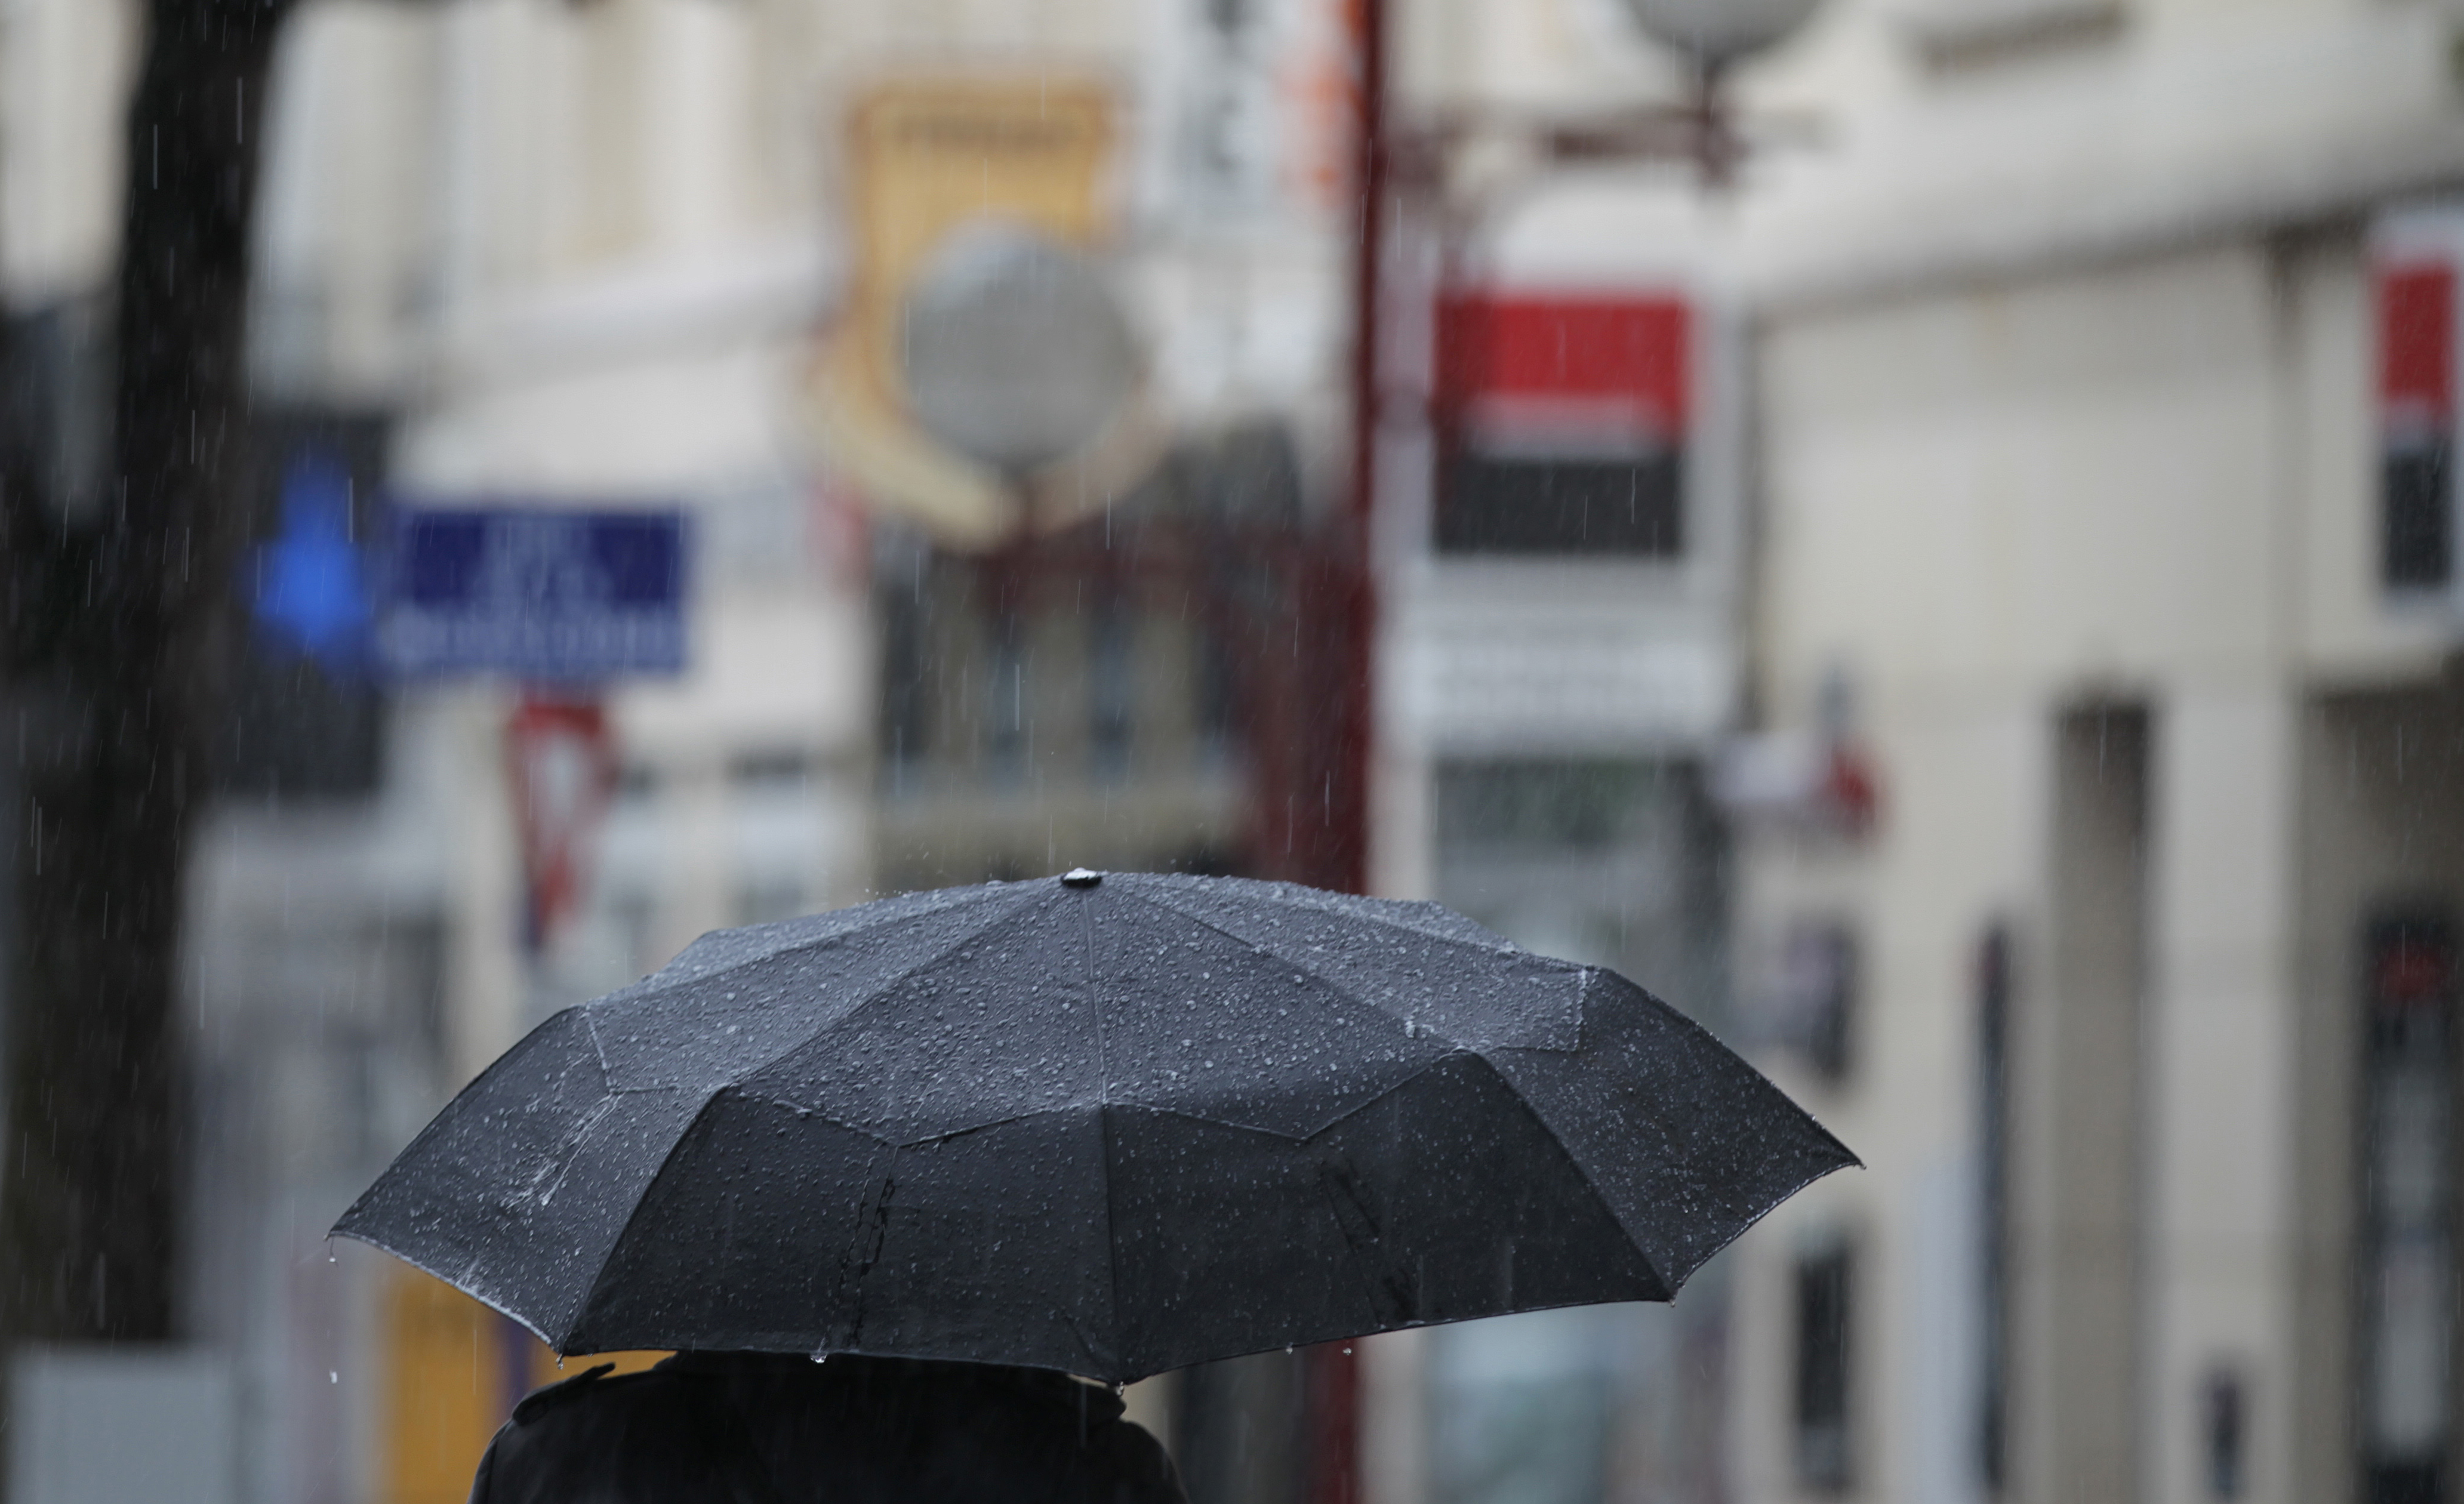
1436 292 1690 438
2380 261 2454 433
2374 221 2460 591
506 694 619 951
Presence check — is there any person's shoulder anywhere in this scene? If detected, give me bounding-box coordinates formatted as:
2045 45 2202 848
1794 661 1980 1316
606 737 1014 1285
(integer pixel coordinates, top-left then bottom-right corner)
510 1363 620 1425
1083 1404 1185 1504
475 1361 713 1504
500 1360 694 1442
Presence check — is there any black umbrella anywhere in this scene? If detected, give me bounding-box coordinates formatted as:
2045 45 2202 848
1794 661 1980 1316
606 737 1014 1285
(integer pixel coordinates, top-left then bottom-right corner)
336 870 1852 1383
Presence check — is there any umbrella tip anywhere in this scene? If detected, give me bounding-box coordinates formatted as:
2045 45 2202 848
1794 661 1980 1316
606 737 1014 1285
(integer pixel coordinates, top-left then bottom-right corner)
1061 867 1103 888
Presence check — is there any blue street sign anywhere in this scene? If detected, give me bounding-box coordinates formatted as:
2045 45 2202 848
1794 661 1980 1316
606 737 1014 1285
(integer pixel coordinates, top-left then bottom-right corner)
253 449 373 671
378 504 689 680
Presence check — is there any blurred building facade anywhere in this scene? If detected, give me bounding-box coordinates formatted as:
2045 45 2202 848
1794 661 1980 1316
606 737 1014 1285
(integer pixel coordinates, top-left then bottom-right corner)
4 0 1353 1500
1353 2 2464 1504
13 1 2464 1504
1696 0 2464 1500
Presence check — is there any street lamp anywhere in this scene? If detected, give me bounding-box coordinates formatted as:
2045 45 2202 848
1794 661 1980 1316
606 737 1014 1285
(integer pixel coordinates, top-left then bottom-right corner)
1614 0 1824 183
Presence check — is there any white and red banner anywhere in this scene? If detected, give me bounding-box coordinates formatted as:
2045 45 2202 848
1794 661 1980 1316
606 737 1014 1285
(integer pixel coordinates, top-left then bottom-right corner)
2374 205 2463 596
1431 291 1692 555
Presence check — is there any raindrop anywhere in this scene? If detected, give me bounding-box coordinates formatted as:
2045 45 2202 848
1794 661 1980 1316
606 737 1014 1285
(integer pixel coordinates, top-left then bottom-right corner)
329 1371 338 1384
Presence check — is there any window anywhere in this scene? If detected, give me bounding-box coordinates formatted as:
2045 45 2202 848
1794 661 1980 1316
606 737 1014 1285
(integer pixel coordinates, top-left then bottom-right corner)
1975 925 2013 1495
1767 919 1858 1084
2205 1366 2248 1500
1428 1308 1627 1504
2359 913 2455 1504
2385 438 2451 591
1088 587 1134 781
986 608 1028 780
1433 759 1726 1002
1795 1238 1856 1493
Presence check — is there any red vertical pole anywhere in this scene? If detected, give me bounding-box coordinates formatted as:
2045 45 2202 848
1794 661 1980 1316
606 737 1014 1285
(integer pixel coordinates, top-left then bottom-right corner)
1349 0 1388 563
1330 0 1385 899
1303 1 1384 1501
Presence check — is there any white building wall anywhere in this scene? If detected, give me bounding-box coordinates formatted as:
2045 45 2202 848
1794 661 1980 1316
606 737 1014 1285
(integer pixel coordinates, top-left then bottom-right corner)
2146 684 2303 1504
1736 218 2415 1504
1729 689 2046 1504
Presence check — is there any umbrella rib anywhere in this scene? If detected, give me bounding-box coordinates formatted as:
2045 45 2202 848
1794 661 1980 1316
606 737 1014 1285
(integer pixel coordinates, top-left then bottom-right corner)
729 888 1051 1089
563 1085 758 1352
1098 1102 1126 1378
1212 889 1550 972
1114 1051 1474 1141
578 1010 617 1090
592 887 1021 1018
1083 892 1109 1104
1486 991 1859 1293
1478 1068 1678 1298
327 1229 566 1351
1116 889 1480 1051
1083 899 1125 1371
1163 876 1527 955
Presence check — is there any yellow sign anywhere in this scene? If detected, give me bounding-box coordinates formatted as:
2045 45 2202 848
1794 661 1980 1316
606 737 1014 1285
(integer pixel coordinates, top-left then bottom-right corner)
813 76 1148 549
381 1267 666 1504
382 1269 508 1504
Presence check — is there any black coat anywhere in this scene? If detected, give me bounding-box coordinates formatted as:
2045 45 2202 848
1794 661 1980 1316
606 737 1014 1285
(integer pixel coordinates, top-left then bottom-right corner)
468 1353 1186 1504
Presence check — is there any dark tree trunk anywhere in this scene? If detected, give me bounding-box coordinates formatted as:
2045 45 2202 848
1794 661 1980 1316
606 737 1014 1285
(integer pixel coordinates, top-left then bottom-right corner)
0 0 289 1341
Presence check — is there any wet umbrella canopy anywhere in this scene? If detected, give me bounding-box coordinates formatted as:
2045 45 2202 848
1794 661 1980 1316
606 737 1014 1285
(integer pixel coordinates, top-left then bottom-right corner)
335 871 1853 1383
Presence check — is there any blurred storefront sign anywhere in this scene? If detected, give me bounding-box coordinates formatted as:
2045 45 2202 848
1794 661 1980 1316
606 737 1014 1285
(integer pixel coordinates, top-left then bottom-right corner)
814 77 1150 549
2375 203 2463 610
1386 594 1733 751
1434 292 1690 556
377 505 689 680
1389 281 1739 756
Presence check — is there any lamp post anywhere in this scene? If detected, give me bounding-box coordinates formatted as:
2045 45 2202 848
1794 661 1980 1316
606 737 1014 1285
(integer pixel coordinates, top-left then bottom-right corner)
1615 0 1825 184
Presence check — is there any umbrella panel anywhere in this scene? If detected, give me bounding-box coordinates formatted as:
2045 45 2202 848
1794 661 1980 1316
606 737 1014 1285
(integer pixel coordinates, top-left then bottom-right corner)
560 1055 1664 1383
1103 1052 1670 1379
1487 969 1852 1290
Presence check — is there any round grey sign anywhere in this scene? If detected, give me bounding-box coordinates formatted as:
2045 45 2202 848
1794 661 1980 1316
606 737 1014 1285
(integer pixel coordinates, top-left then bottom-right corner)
899 224 1139 475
